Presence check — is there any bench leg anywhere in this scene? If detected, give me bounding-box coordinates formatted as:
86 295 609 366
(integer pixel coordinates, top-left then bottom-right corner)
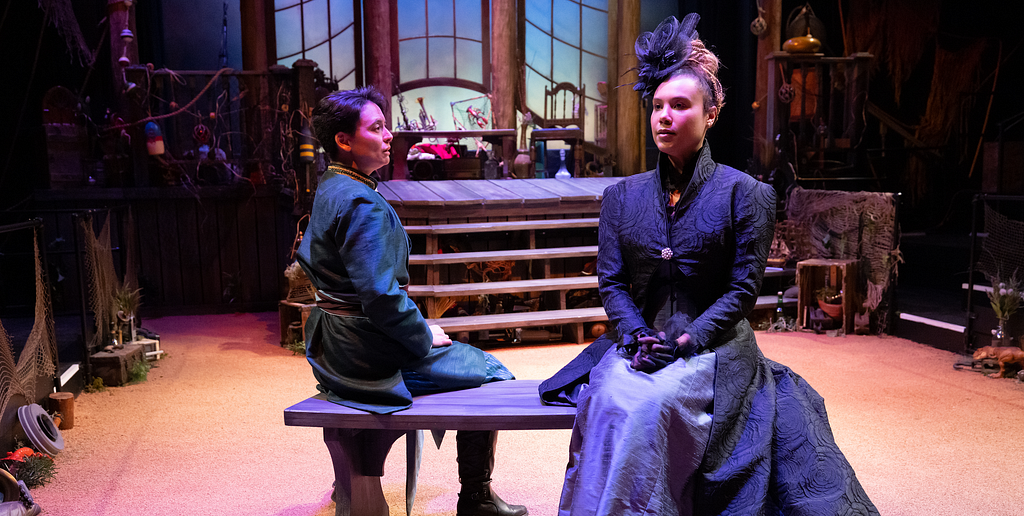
323 428 404 516
570 322 584 344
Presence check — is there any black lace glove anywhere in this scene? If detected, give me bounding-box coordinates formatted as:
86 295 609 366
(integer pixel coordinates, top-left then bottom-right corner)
663 312 700 359
630 332 676 373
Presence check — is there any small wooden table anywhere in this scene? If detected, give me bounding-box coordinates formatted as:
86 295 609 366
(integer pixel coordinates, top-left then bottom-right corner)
390 129 516 180
284 379 575 516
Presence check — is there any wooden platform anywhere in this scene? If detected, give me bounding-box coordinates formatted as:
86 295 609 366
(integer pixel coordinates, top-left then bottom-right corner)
379 177 621 221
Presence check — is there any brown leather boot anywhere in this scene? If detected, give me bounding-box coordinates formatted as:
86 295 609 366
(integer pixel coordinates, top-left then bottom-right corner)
456 430 528 516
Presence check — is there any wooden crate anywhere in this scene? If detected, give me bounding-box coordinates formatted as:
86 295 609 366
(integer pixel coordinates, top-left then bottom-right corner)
796 259 860 334
279 300 314 345
90 344 144 386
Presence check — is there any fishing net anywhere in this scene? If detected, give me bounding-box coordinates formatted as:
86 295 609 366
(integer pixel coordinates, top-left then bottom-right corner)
784 187 901 328
0 229 58 414
37 0 96 65
17 235 58 400
978 204 1024 280
82 215 119 352
0 320 25 422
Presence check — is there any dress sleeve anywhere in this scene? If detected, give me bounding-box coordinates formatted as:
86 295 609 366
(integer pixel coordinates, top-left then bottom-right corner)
597 183 651 340
684 179 777 351
336 196 433 359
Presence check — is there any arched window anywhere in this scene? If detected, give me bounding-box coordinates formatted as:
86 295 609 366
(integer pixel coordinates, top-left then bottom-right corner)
524 0 608 141
393 0 490 131
274 0 360 90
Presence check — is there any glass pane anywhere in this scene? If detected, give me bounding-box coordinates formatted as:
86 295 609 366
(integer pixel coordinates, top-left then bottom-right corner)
524 67 549 116
331 26 356 82
552 39 580 85
553 0 579 45
278 54 300 68
582 52 606 101
398 0 427 38
304 0 330 47
275 6 303 59
454 0 482 40
275 0 301 9
400 38 428 82
330 0 354 36
581 5 607 56
582 0 607 10
339 73 356 92
455 40 482 83
584 97 596 140
305 41 331 76
394 85 483 131
428 0 455 36
524 23 551 81
525 0 549 30
429 37 455 78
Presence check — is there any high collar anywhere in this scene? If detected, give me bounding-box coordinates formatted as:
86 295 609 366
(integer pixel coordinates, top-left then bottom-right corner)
327 162 378 190
655 141 716 208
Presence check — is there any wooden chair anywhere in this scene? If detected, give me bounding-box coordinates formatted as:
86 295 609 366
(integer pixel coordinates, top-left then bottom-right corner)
531 82 586 176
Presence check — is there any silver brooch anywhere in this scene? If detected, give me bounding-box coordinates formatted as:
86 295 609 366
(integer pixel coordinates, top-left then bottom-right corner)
661 247 673 260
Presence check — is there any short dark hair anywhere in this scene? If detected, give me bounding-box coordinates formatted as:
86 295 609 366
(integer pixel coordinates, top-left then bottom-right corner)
311 86 387 158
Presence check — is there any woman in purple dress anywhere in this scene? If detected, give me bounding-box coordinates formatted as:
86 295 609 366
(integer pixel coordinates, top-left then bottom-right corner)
541 15 877 516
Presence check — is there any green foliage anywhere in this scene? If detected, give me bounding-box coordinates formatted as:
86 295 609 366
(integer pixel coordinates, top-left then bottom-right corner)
112 285 142 318
815 285 841 303
284 339 306 356
129 360 151 383
85 376 106 393
15 454 57 488
3 444 57 489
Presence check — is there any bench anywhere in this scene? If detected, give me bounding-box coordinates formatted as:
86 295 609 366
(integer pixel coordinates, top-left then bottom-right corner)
284 379 575 516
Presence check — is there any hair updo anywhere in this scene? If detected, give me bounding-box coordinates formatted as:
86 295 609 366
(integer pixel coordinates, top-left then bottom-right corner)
633 14 725 114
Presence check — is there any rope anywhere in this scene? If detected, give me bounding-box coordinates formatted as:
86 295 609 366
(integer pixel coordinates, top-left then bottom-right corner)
104 67 234 132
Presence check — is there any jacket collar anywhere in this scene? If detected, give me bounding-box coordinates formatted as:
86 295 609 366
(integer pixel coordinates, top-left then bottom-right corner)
654 141 716 210
327 162 378 190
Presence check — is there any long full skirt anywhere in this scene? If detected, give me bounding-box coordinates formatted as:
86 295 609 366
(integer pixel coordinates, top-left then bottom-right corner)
558 345 717 516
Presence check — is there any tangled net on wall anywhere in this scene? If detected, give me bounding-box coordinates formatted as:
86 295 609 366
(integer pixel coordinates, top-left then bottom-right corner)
784 187 902 324
978 204 1024 280
1 231 58 417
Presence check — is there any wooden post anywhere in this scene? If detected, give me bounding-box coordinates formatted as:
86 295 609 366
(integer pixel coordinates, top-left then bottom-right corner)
606 0 618 175
491 0 517 176
240 0 269 71
363 1 392 130
614 0 642 176
48 392 74 430
753 0 782 166
107 0 139 114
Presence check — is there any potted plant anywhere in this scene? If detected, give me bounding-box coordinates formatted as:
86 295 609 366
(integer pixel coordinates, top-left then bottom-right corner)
112 285 142 345
815 285 843 320
984 269 1021 347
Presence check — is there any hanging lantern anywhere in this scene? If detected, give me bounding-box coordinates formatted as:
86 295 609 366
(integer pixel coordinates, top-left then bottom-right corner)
750 7 767 36
145 122 165 155
297 122 315 164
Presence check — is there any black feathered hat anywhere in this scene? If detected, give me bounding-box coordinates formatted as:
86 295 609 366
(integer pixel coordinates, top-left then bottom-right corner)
631 13 700 98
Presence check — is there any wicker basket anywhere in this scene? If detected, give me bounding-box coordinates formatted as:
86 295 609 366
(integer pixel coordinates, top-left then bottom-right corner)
286 273 315 303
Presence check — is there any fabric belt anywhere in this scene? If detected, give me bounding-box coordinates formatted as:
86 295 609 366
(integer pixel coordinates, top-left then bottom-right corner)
316 299 366 317
315 285 409 318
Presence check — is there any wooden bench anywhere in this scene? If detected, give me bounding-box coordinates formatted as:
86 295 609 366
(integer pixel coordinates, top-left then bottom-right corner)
284 379 575 516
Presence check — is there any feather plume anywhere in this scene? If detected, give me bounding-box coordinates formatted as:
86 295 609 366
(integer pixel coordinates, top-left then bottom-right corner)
632 13 700 98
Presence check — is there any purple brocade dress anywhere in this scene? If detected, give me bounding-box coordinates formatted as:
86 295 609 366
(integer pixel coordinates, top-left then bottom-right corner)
542 144 878 515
